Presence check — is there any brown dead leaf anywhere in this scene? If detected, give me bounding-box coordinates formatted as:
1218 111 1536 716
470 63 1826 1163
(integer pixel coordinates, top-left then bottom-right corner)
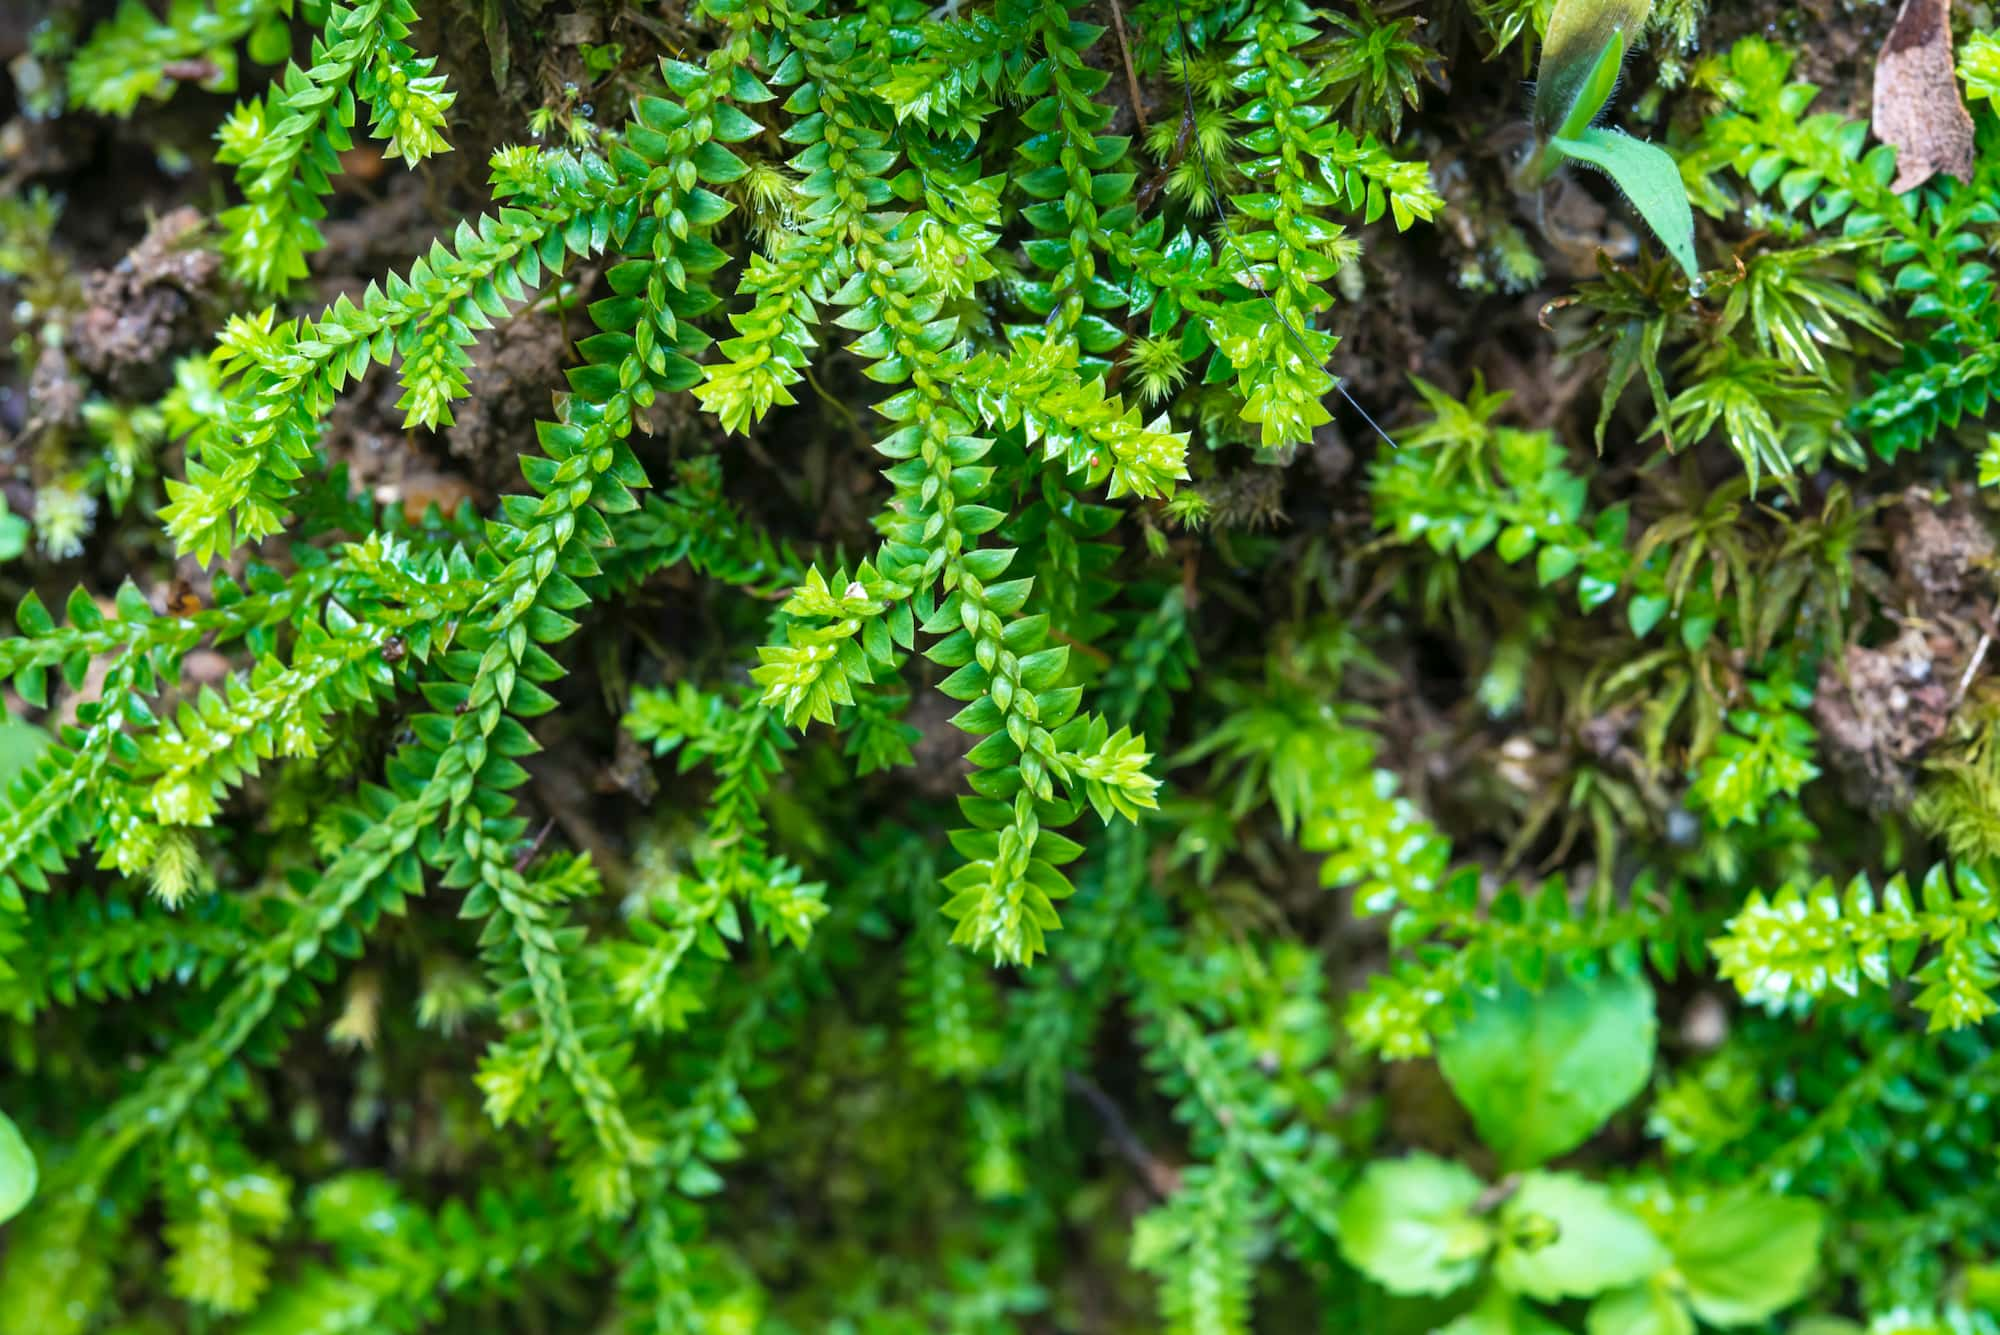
1873 0 1975 192
376 472 480 525
336 145 387 185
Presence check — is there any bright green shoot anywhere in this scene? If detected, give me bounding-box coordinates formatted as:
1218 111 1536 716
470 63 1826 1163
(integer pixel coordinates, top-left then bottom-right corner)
1527 0 1700 282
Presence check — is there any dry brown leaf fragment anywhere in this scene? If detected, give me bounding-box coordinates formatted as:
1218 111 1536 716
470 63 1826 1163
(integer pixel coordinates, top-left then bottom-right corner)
1873 0 1976 192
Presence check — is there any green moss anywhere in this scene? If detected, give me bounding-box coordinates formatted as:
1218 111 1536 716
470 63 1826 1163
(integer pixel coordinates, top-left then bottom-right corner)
5 0 2000 1327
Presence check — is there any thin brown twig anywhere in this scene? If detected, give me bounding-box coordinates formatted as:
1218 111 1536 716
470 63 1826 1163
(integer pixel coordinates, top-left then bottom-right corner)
1066 1072 1180 1199
1049 625 1114 668
1954 630 1992 711
513 818 558 874
529 764 634 887
1133 101 1192 215
1472 1173 1521 1215
1107 0 1148 136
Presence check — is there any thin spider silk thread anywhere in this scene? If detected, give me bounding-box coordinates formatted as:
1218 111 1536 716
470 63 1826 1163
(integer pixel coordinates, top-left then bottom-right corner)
1160 0 1399 448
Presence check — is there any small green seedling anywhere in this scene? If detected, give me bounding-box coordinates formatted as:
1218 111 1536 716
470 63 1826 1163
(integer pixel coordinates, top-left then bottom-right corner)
1524 0 1700 282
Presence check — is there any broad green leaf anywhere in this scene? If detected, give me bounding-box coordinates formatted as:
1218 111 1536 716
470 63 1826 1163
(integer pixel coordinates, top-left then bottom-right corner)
1675 1194 1824 1325
1535 0 1651 136
0 501 26 563
1588 1278 1695 1335
1438 970 1657 1167
247 15 292 66
0 714 50 789
1439 1284 1573 1335
1549 128 1701 281
1497 1172 1665 1301
0 1108 35 1224
1334 1155 1491 1297
1629 593 1670 637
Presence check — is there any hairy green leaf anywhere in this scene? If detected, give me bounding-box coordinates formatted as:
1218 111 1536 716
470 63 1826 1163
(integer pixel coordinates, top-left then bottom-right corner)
1550 128 1700 280
1535 0 1651 137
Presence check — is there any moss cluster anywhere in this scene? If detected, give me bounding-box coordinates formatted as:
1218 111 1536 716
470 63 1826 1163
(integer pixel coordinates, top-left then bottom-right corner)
3 0 2000 1329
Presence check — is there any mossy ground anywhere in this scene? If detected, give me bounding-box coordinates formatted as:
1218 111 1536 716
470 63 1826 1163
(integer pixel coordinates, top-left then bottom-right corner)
4 0 2000 1329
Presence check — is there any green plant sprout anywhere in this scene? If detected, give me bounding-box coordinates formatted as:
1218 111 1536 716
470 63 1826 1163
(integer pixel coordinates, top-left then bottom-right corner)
1523 0 1701 280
